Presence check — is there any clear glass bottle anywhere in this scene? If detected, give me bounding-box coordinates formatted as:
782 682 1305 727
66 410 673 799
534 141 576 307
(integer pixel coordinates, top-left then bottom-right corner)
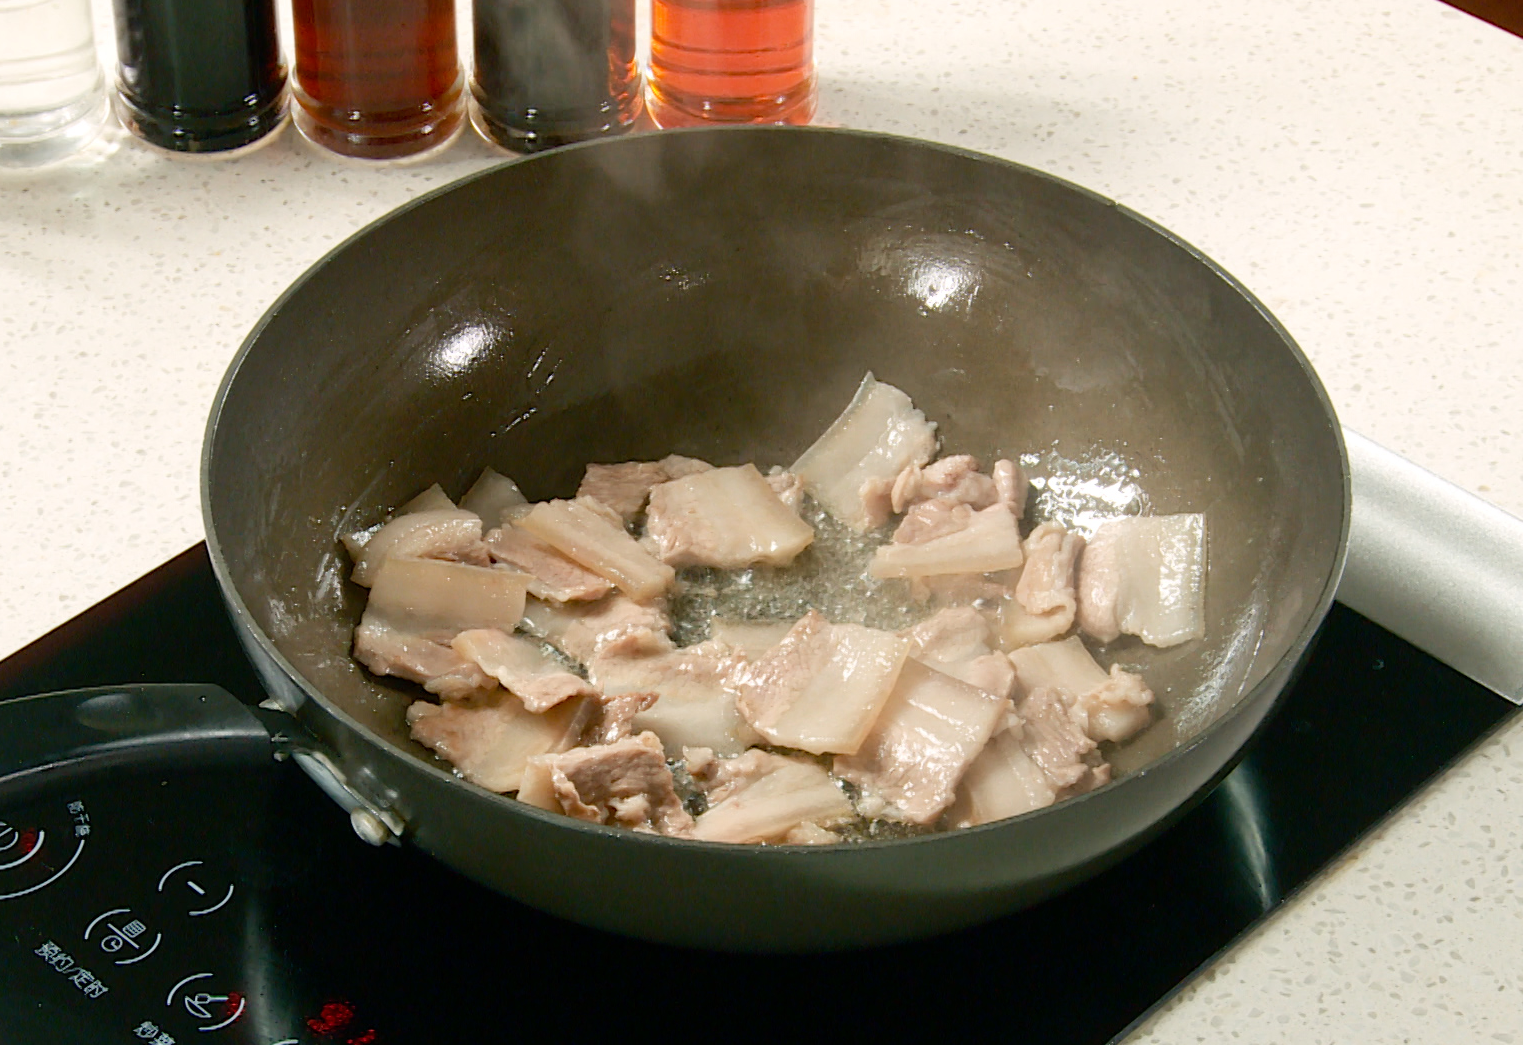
471 0 642 154
292 0 465 160
0 0 107 167
646 0 815 128
112 0 287 153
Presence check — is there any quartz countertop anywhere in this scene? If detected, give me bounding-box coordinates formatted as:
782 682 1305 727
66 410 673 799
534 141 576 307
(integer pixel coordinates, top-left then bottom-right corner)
2 0 1521 1039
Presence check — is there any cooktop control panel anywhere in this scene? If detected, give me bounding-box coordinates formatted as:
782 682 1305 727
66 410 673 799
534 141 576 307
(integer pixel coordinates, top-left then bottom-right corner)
0 767 383 1045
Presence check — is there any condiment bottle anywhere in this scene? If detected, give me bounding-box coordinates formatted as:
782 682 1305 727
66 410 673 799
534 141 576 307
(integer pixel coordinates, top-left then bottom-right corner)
646 0 815 128
471 0 642 153
0 0 107 167
112 0 286 153
292 0 464 160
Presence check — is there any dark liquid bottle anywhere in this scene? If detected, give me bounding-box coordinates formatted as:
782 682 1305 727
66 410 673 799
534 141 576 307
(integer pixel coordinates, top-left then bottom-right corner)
112 0 286 153
292 0 464 160
647 0 815 127
471 0 641 153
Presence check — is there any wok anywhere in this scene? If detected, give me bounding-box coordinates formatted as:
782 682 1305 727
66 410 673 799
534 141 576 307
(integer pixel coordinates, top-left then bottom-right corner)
200 126 1347 951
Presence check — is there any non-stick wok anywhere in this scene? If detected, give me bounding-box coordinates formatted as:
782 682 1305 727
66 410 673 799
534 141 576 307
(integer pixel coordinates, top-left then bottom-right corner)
189 126 1348 951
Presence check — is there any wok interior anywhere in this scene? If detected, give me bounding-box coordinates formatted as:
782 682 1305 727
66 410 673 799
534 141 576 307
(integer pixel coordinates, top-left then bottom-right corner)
208 127 1344 788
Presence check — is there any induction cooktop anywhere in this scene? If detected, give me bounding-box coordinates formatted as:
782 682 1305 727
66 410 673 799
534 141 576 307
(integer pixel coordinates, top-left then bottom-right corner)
0 545 1514 1044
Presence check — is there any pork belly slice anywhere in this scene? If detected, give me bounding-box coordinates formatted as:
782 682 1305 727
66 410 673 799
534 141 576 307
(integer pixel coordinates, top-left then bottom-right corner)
516 498 676 602
346 508 487 587
520 594 673 664
834 658 1009 825
581 691 659 746
790 372 938 531
870 504 1025 579
1016 686 1104 791
946 725 1057 828
398 482 457 515
645 464 817 569
992 458 1030 515
690 750 853 844
589 637 756 756
991 594 1075 650
407 691 592 793
1076 513 1206 647
901 607 1016 698
459 467 528 529
366 556 529 640
576 455 714 522
485 525 614 603
893 454 999 512
353 616 496 701
1009 636 1154 743
516 731 694 837
733 610 911 756
450 628 597 712
709 619 794 658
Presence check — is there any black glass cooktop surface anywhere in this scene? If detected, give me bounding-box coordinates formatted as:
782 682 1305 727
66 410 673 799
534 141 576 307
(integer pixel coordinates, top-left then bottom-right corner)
0 545 1514 1044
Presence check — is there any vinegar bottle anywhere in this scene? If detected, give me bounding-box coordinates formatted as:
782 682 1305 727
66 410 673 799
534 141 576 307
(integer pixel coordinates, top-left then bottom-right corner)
0 0 107 166
471 0 642 153
292 0 464 159
646 0 815 128
112 0 286 153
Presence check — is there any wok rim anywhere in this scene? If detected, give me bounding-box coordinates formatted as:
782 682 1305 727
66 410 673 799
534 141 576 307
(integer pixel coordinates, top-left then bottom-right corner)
200 123 1352 855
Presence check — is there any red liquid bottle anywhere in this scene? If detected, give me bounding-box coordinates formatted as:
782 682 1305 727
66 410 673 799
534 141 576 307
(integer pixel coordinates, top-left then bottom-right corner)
291 0 464 159
647 0 815 127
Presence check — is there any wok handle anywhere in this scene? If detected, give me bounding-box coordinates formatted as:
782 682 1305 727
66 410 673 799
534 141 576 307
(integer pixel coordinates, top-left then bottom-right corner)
0 684 278 802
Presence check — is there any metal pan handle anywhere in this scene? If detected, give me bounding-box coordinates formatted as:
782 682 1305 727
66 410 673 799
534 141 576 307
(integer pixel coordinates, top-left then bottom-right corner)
0 684 277 802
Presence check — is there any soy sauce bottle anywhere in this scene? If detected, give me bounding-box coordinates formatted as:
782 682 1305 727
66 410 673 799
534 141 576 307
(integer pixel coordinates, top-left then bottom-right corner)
471 0 642 153
112 0 286 153
292 0 464 159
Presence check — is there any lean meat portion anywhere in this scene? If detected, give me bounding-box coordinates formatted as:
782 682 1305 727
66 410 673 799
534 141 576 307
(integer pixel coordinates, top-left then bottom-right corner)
516 731 694 837
450 628 598 712
1009 636 1154 743
732 610 910 756
1076 513 1206 647
352 617 496 701
520 594 673 663
790 373 938 531
645 463 815 568
576 455 713 522
901 607 1016 698
589 637 756 756
1015 687 1105 793
407 692 593 793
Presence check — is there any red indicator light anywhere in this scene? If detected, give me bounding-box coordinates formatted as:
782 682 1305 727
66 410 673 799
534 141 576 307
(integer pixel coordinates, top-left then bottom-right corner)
307 1000 356 1037
224 992 245 1022
19 829 38 852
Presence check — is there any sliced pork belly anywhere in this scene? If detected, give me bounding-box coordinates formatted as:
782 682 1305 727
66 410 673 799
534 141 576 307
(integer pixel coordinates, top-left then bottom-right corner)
1076 513 1206 647
406 691 592 793
353 617 496 701
517 498 676 602
733 610 910 756
1016 686 1101 791
398 482 456 515
589 638 756 756
485 525 614 603
946 725 1057 828
450 628 598 712
520 594 673 663
1008 635 1155 743
765 469 805 512
459 467 528 528
690 750 853 844
347 508 486 587
893 454 1000 513
709 619 794 657
576 455 713 522
834 658 1009 824
366 556 528 639
790 372 938 531
870 503 1025 579
901 607 1016 698
515 731 693 836
645 464 816 569
991 594 1075 650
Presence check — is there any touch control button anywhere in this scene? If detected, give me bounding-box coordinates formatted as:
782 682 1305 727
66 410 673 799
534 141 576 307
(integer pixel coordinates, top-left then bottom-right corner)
157 860 235 917
166 973 246 1032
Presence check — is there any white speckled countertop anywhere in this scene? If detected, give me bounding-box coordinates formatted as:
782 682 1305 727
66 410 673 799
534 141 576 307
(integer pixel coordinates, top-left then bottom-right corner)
2 0 1521 1039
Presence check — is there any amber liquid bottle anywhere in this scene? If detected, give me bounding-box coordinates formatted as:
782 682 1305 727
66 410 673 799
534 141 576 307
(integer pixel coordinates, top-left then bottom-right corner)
291 0 464 159
472 0 641 153
647 0 815 127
